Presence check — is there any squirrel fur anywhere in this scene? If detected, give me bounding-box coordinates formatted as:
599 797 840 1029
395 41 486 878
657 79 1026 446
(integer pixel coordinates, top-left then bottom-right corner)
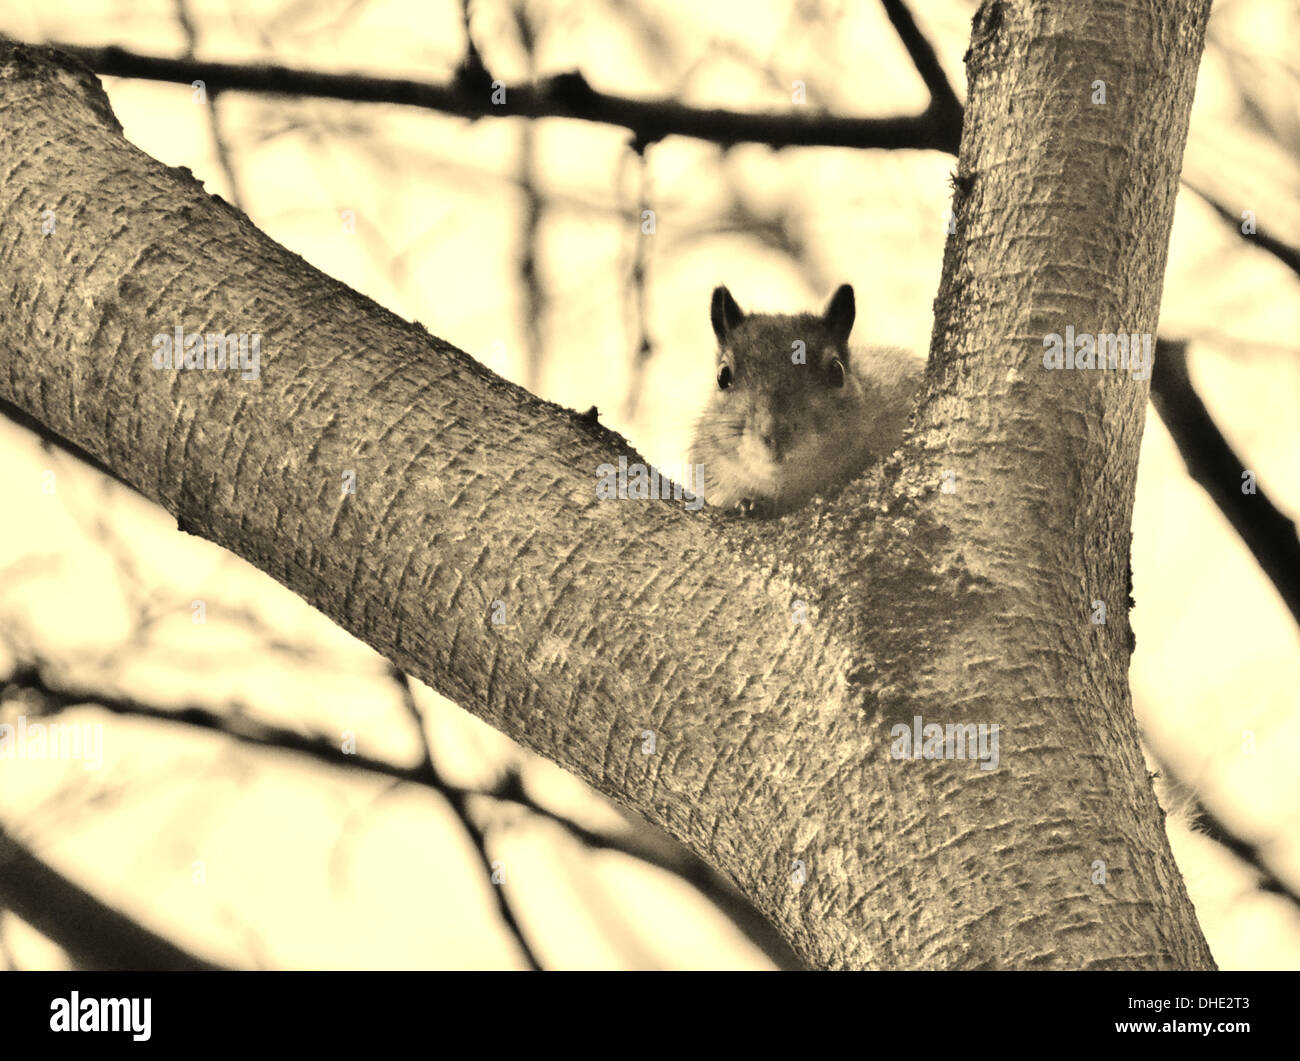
688 284 925 517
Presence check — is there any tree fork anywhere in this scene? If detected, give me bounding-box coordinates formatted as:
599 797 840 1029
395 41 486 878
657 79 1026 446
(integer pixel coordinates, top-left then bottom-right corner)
0 0 1215 971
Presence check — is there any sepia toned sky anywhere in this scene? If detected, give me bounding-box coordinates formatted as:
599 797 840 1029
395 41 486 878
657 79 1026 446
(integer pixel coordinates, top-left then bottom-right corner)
1 0 1297 969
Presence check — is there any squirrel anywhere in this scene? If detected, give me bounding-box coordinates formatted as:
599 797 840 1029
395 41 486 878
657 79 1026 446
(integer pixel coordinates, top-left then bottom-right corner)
688 284 925 517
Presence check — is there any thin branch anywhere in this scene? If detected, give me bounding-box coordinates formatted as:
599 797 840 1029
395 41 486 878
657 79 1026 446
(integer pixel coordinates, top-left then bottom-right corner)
484 771 803 968
1181 180 1300 282
48 44 960 153
879 0 963 132
172 0 245 211
0 823 224 970
9 663 801 968
512 2 546 395
1145 749 1300 913
1151 339 1300 630
455 0 488 90
619 144 654 422
389 666 543 970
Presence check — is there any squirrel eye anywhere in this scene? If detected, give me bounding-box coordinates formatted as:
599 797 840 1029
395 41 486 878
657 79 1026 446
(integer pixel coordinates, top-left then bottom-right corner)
717 364 733 390
827 358 846 388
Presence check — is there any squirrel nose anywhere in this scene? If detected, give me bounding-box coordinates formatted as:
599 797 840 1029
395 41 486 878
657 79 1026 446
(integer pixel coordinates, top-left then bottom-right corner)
755 415 785 460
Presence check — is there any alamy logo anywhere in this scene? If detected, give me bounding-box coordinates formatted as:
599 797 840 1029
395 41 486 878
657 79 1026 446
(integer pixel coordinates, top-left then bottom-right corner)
596 456 705 511
50 993 151 1041
0 715 102 770
152 325 261 381
1042 325 1153 381
890 714 1000 771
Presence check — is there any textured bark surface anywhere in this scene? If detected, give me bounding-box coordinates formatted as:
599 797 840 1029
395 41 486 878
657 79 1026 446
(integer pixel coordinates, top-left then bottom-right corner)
0 0 1216 971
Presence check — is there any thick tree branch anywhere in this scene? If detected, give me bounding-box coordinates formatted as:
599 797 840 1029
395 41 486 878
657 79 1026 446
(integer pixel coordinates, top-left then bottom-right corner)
47 43 959 153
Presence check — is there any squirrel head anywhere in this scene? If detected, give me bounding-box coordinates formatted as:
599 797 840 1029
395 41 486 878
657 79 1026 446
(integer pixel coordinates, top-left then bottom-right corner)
705 283 861 459
694 283 876 515
692 283 921 516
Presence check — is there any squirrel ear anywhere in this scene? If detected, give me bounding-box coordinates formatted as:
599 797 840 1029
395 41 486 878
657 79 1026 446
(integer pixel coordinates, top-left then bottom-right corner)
711 286 745 343
823 284 855 344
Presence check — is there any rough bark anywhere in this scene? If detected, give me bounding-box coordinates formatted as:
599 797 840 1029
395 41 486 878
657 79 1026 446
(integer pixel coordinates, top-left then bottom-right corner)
0 0 1216 971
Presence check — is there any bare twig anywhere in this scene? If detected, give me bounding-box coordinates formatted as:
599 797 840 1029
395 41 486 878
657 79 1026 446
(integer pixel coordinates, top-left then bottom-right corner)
1151 339 1300 630
1182 181 1300 281
880 0 963 133
389 666 544 970
1145 748 1300 913
172 0 247 213
619 143 655 421
511 2 546 395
